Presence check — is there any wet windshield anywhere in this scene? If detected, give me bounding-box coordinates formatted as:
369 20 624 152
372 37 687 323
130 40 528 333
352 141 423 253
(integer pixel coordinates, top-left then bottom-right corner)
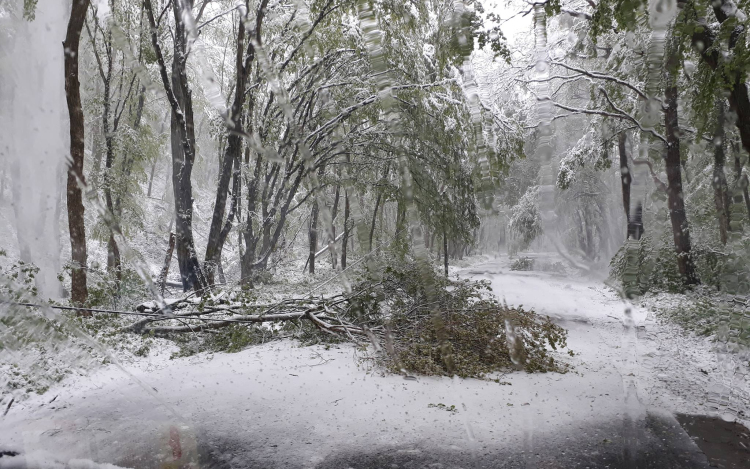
1 0 749 467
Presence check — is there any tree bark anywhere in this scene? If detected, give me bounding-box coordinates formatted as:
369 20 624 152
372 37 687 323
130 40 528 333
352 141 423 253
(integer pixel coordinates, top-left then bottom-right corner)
664 84 699 285
308 200 320 274
145 0 207 292
443 228 448 277
369 192 382 251
712 99 731 244
102 56 122 284
329 183 340 269
205 6 256 285
64 0 90 306
158 232 176 295
618 132 631 225
341 190 350 270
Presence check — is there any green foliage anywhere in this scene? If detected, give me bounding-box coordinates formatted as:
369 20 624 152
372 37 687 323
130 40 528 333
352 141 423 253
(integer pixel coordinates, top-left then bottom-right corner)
0 254 39 301
609 231 686 294
557 130 611 191
170 324 269 358
543 0 562 17
609 226 750 295
508 187 542 253
428 402 458 413
647 290 750 344
349 259 570 378
589 0 648 42
85 267 149 309
22 0 36 21
0 255 102 397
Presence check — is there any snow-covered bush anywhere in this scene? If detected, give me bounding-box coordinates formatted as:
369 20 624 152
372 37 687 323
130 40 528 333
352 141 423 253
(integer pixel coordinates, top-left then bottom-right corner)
609 229 750 295
0 253 103 398
508 187 542 254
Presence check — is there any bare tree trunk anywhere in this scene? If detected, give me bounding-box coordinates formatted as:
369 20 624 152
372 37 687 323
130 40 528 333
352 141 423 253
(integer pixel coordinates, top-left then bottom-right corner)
664 84 699 285
341 190 350 270
145 0 207 292
330 183 340 269
443 229 448 277
308 200 319 274
64 0 90 306
205 7 257 285
369 192 382 251
158 232 176 295
101 32 121 282
618 132 631 224
712 99 731 244
90 95 103 187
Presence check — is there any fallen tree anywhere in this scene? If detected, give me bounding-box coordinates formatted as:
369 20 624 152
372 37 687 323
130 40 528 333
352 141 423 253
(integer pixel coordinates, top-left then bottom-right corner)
124 295 371 338
123 259 571 377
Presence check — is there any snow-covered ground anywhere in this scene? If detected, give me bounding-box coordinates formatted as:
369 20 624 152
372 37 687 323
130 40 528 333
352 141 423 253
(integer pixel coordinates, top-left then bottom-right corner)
1 254 746 468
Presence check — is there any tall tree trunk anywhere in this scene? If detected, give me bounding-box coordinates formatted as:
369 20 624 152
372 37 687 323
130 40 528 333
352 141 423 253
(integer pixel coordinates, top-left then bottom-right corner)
618 132 631 227
712 99 731 244
443 228 448 277
64 0 90 306
664 84 699 285
341 190 350 270
90 92 103 188
240 150 262 284
368 192 382 251
213 152 242 279
158 232 176 295
205 9 251 285
102 57 122 284
330 183 340 269
308 200 319 274
205 129 242 284
145 0 207 292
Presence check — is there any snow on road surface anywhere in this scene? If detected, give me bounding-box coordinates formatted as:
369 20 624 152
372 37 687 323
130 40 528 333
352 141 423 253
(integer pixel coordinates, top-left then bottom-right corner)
0 255 740 468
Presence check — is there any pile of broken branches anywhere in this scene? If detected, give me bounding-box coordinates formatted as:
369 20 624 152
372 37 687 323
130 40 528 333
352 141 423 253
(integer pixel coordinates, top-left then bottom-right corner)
120 259 570 378
123 293 375 341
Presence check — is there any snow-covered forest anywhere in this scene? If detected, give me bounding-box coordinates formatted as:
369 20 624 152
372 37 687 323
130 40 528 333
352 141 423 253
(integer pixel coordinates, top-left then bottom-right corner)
1 0 750 467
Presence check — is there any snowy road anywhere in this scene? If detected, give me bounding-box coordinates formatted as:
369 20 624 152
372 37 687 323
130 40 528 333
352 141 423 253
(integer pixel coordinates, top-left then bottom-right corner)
0 256 738 468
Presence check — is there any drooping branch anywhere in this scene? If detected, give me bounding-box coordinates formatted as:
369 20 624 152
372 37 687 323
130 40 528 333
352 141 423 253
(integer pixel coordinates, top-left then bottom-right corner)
551 62 648 100
539 90 667 143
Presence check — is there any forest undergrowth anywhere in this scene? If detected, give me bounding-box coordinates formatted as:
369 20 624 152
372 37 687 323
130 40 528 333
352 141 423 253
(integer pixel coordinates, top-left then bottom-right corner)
0 252 571 398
